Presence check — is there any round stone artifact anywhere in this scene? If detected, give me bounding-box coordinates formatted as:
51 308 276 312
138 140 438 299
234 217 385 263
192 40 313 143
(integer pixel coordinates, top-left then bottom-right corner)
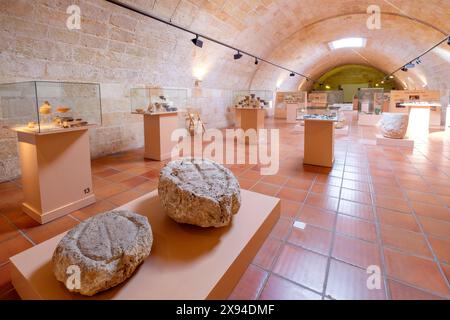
158 158 241 228
380 112 409 139
52 210 153 296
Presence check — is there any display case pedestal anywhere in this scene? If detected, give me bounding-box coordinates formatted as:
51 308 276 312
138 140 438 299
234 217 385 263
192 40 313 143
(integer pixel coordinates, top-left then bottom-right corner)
15 127 95 224
9 189 280 300
303 119 335 167
141 112 179 161
235 108 265 131
286 103 299 123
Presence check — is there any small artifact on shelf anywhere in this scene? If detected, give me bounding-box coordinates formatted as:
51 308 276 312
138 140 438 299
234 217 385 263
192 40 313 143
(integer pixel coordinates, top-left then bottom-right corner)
135 108 144 114
27 121 36 129
158 158 241 228
52 210 153 296
56 106 71 113
235 94 266 109
147 103 154 113
380 113 409 139
39 101 52 114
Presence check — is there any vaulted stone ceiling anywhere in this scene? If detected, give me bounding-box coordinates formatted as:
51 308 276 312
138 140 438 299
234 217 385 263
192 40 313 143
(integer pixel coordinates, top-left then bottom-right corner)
125 0 450 94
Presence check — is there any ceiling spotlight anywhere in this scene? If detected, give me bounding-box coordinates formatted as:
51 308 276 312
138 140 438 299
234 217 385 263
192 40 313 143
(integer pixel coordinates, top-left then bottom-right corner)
405 62 415 68
448 36 450 45
401 67 408 72
415 58 422 64
381 81 384 84
234 51 243 60
290 72 295 77
191 35 203 48
254 58 259 65
389 75 395 79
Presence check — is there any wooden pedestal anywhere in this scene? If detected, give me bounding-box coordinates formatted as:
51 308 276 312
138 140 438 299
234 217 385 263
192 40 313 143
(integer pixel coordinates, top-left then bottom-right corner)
303 119 335 167
235 108 265 131
286 103 299 123
10 189 280 300
142 112 179 161
15 127 95 224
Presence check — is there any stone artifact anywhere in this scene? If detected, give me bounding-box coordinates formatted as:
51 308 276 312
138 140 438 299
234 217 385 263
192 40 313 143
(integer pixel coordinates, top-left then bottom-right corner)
158 158 241 228
380 112 409 139
135 108 144 114
147 103 154 113
56 106 71 113
53 210 153 296
39 101 52 114
235 94 267 109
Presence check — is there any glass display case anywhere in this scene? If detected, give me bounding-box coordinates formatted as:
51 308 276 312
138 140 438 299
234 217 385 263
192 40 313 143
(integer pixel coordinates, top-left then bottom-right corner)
130 87 187 114
233 90 273 109
358 88 384 114
0 81 102 133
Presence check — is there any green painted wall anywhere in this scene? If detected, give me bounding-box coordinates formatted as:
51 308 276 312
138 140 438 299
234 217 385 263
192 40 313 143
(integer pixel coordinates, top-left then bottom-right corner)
313 65 398 102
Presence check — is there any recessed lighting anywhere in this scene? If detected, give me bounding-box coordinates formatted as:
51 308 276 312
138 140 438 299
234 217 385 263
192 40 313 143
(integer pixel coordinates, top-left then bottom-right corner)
389 75 394 79
328 37 367 50
325 85 331 89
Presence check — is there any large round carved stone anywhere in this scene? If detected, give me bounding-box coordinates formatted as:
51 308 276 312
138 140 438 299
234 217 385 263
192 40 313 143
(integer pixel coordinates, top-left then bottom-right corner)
52 210 153 296
380 113 409 139
158 158 241 228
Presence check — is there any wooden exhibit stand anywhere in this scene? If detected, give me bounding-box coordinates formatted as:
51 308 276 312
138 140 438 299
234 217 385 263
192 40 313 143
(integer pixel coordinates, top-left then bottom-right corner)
9 189 280 300
286 103 299 123
14 127 95 224
235 108 265 131
135 111 179 161
303 119 335 167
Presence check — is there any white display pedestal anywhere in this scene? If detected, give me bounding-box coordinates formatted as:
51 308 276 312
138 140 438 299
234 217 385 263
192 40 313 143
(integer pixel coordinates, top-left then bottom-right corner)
14 127 95 224
406 106 430 140
286 103 299 123
358 113 382 126
9 189 280 300
376 135 414 148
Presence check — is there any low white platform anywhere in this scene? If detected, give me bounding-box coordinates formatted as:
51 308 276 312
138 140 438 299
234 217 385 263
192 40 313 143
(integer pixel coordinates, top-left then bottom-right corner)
376 134 414 148
358 113 382 126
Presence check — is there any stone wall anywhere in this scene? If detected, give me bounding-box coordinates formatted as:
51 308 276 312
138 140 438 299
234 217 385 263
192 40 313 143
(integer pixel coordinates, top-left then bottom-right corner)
0 0 245 182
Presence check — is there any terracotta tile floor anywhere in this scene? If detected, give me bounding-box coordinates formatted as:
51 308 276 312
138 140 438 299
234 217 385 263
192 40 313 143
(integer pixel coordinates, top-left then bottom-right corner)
1 118 450 300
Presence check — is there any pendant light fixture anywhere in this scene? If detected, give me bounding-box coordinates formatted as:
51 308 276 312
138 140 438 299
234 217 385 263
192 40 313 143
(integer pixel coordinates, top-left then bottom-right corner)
234 51 243 60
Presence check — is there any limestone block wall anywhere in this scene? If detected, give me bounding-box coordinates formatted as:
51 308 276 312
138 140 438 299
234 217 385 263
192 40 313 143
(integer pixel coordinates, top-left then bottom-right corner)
0 0 247 182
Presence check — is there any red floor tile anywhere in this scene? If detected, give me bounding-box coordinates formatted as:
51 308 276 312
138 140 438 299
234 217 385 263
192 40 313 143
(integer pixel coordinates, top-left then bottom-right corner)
332 234 381 269
388 280 444 300
261 175 288 186
305 194 339 212
277 187 307 202
0 216 19 243
296 206 336 230
338 200 374 221
380 225 432 258
71 200 116 221
259 275 321 300
120 175 148 188
311 183 340 198
376 208 420 232
0 263 12 296
383 248 450 297
280 200 301 219
253 237 282 270
406 190 442 206
411 202 450 222
342 179 371 193
273 244 328 292
251 182 280 197
326 260 386 300
285 177 313 191
428 237 450 265
0 234 33 264
375 195 411 213
419 216 450 240
270 218 292 240
336 215 377 242
23 216 79 244
288 225 332 255
340 188 372 205
228 265 268 300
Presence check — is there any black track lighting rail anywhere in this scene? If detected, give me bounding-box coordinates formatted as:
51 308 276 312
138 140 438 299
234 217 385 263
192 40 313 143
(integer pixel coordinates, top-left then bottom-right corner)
388 35 450 77
105 0 313 81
